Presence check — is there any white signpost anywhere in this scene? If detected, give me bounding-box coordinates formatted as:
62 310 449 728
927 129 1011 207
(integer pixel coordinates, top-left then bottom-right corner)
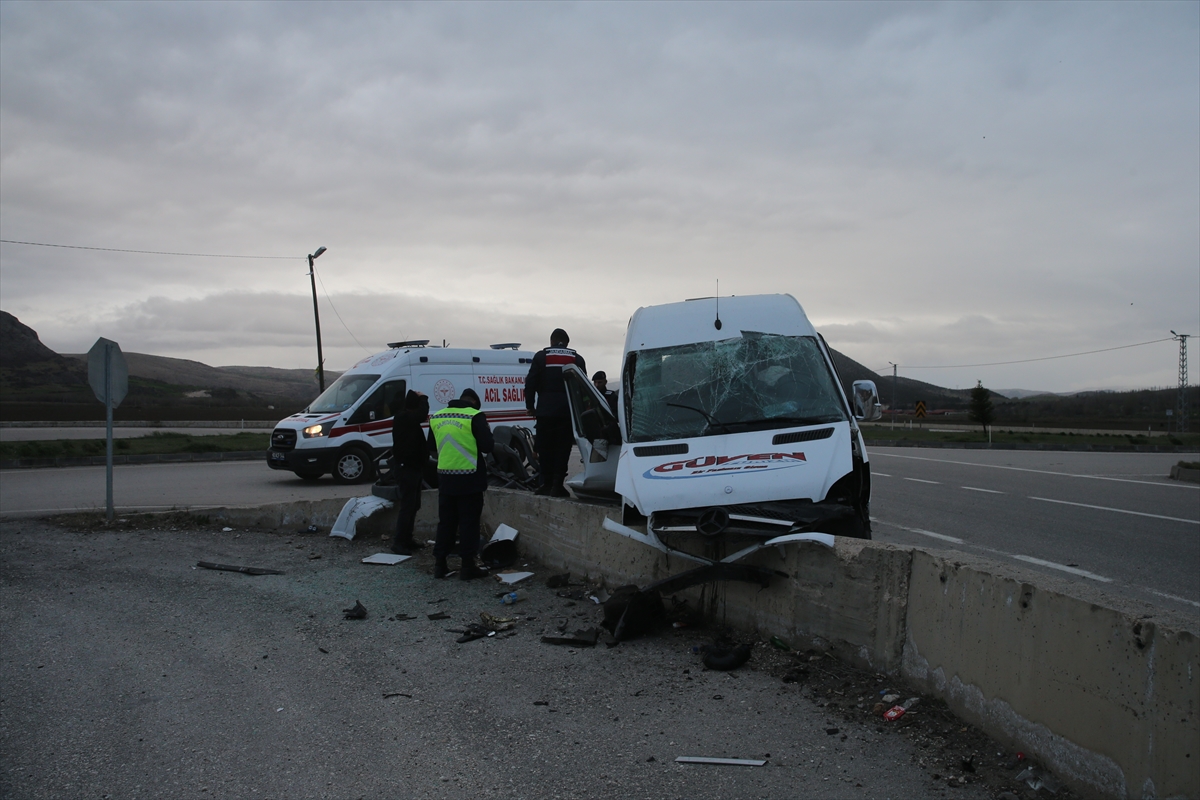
87 338 128 521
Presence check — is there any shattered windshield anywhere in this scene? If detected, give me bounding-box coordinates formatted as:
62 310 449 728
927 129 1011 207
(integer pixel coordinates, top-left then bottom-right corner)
307 374 381 414
624 333 847 443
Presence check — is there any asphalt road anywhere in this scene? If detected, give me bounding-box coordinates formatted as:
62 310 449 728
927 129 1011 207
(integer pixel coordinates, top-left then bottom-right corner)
868 447 1200 616
0 519 1004 800
0 425 273 442
0 460 364 519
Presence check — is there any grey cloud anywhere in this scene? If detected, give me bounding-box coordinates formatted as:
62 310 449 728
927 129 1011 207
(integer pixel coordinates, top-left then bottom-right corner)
1 2 1196 392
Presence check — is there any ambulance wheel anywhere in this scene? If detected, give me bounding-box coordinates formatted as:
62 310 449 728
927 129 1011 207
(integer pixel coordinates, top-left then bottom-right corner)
333 447 375 484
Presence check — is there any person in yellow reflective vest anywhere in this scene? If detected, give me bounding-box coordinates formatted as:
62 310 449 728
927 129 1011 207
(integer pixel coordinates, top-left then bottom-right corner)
427 388 495 580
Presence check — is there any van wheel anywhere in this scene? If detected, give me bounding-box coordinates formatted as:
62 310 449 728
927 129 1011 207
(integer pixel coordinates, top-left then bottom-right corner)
333 447 375 484
295 469 324 481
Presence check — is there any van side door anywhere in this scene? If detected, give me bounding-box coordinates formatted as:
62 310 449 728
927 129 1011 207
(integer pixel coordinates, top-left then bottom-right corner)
560 364 620 495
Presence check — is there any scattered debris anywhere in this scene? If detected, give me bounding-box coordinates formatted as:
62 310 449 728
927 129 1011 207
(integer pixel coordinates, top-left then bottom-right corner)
454 623 494 643
701 642 753 671
541 628 600 647
342 600 368 620
222 527 233 532
196 561 284 576
533 700 549 706
306 525 320 533
392 614 418 621
675 757 767 767
545 572 571 588
1016 765 1061 794
495 571 534 585
318 647 329 654
480 612 516 632
481 523 520 568
329 495 392 540
427 611 450 621
884 705 906 721
383 692 412 699
601 585 664 641
361 552 411 565
769 635 790 651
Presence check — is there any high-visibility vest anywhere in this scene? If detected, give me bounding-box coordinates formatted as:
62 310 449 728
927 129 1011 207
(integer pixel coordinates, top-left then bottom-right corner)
429 407 482 475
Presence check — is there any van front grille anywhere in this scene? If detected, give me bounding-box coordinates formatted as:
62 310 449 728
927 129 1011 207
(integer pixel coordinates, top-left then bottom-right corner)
272 429 297 452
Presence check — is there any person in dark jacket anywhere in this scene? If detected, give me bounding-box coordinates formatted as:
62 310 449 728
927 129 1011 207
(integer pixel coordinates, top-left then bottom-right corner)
524 328 586 497
592 371 618 417
428 388 494 580
389 390 431 555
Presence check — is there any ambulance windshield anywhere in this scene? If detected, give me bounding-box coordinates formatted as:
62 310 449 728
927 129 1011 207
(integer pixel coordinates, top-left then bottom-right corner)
624 333 847 443
308 374 381 414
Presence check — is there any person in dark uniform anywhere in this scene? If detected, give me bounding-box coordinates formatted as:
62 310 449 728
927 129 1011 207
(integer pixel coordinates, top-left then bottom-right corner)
592 371 618 417
389 390 430 556
524 328 585 497
428 388 494 581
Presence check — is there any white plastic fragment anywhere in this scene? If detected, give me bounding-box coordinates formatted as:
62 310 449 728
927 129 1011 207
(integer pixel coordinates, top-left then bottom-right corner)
494 571 535 585
675 756 767 767
330 495 393 540
488 523 519 543
361 553 411 565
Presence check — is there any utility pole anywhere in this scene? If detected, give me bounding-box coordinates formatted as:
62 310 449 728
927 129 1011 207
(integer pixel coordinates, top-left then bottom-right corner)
1171 331 1191 433
308 246 328 392
888 362 898 431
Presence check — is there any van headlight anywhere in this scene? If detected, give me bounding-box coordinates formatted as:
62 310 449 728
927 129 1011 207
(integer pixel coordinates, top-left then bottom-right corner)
302 423 328 438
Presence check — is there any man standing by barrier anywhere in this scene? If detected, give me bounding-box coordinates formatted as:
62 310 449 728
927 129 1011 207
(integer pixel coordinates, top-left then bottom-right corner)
428 388 494 580
389 390 430 556
525 328 585 497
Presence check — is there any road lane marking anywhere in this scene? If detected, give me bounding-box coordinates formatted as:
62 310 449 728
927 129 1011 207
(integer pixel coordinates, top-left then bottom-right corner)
903 477 941 485
871 519 963 544
873 472 892 477
1029 497 1200 524
871 452 1199 489
962 486 1004 494
1145 589 1200 609
1010 555 1112 582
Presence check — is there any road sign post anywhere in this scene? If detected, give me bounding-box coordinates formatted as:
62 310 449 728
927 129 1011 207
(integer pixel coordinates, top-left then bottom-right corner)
87 338 128 522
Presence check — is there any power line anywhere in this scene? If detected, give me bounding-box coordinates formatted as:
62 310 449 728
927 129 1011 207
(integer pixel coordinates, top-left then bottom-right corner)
881 338 1174 371
0 239 297 260
312 264 372 356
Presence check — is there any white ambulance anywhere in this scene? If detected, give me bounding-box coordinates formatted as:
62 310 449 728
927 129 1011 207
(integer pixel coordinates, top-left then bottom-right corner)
558 294 883 541
267 341 535 483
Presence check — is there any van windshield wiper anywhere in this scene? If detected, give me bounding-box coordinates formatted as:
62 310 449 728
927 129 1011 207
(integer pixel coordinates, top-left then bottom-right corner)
665 402 731 434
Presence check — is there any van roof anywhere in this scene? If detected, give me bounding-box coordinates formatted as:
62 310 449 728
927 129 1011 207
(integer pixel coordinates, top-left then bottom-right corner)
624 293 816 352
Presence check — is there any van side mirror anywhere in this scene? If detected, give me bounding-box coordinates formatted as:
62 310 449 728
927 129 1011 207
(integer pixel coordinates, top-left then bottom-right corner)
851 380 882 422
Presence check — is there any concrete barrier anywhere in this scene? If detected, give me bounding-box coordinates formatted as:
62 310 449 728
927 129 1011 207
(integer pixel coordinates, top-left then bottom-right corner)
202 488 1199 799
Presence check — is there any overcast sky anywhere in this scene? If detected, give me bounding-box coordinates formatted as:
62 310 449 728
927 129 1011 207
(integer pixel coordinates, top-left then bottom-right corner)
1 1 1197 394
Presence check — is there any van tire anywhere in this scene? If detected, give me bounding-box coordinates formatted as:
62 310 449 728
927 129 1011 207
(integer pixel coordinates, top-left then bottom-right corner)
295 469 324 481
333 447 375 484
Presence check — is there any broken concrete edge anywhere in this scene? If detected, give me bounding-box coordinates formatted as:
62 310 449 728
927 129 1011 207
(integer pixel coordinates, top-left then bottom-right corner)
39 488 1198 800
1169 464 1200 483
0 451 264 470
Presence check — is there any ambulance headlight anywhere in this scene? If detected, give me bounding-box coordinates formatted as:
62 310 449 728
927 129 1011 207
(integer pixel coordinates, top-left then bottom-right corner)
302 423 328 438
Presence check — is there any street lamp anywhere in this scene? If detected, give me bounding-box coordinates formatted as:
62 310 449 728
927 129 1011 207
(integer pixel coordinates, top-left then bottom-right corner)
308 246 328 392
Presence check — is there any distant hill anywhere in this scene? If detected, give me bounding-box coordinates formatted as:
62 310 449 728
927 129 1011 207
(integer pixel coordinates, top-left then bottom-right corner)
62 351 327 401
0 311 90 401
0 310 328 421
827 348 972 411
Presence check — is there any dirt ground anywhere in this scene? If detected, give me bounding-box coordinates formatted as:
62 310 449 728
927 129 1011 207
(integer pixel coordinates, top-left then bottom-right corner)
0 511 1074 800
